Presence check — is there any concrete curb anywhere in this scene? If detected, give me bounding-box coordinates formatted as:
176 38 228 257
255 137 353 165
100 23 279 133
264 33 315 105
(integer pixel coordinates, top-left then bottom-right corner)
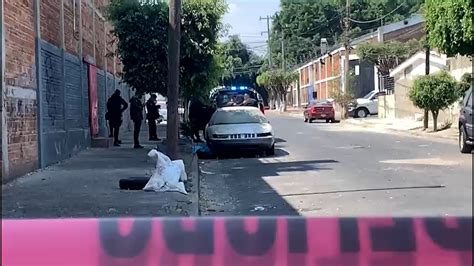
189 153 200 216
342 119 458 142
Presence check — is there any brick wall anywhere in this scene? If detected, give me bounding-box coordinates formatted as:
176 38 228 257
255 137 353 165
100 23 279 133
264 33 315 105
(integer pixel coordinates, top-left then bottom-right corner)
4 0 38 181
40 0 61 47
95 18 105 69
106 24 115 73
332 56 340 76
3 0 130 181
81 1 94 58
64 0 80 55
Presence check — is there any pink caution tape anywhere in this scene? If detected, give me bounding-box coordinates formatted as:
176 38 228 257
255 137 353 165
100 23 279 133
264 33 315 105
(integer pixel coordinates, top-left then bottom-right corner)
2 217 472 266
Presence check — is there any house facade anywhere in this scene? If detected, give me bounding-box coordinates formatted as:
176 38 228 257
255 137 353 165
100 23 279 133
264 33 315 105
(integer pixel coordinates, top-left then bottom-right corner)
379 51 472 122
292 14 425 107
1 0 130 182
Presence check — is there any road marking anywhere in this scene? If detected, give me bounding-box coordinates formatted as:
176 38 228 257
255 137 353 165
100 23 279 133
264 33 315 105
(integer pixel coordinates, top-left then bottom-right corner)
379 157 459 166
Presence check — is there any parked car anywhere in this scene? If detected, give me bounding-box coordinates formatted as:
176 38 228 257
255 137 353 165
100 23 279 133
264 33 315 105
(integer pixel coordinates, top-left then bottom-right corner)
205 106 275 156
349 90 386 118
459 87 473 153
303 100 335 123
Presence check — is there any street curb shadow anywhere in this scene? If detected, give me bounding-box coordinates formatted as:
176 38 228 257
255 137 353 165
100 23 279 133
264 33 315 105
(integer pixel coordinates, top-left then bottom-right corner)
189 153 200 216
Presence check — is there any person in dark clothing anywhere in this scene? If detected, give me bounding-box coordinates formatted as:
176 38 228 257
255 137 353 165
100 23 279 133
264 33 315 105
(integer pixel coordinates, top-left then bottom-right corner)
129 93 144 149
188 97 215 142
146 94 160 141
106 89 128 146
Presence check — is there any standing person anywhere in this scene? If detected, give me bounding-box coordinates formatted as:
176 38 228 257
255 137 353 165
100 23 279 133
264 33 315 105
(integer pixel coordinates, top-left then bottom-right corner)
107 89 128 146
188 97 208 142
146 94 160 141
130 92 144 149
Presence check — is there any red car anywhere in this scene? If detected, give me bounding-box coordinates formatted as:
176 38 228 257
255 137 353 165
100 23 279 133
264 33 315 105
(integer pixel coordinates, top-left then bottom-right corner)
304 100 336 123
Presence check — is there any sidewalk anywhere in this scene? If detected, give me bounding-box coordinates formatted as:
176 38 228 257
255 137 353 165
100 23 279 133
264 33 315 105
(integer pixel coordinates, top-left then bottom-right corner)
2 124 199 218
343 117 458 141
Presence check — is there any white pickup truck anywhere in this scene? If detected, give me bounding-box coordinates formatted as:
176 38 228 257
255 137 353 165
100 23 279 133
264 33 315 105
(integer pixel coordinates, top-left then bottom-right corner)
348 90 386 118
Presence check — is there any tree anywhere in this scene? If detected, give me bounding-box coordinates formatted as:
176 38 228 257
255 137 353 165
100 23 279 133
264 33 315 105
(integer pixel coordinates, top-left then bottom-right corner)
107 0 227 99
257 70 298 112
457 72 473 99
409 71 460 131
268 0 423 69
220 35 266 102
357 40 422 76
331 75 356 119
257 71 276 109
424 0 473 57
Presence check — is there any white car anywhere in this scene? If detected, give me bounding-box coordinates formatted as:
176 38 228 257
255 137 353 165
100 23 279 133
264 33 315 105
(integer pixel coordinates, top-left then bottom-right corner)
349 90 386 118
205 106 275 156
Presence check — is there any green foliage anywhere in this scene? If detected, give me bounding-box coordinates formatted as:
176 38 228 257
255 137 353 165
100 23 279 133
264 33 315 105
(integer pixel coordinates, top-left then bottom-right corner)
257 70 297 111
457 72 473 98
357 40 422 74
268 0 423 69
257 70 297 97
461 72 472 85
257 70 297 110
256 71 271 89
409 71 459 111
424 0 473 57
108 0 227 99
409 71 460 130
220 35 265 89
331 75 356 118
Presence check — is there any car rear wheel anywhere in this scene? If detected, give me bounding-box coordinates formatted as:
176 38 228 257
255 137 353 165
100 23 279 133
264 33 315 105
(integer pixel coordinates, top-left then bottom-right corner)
308 118 314 123
459 127 472 153
355 107 369 118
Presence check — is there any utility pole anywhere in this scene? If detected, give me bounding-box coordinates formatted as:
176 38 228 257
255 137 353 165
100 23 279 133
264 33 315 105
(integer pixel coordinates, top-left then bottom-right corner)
281 31 285 71
260 15 272 69
343 0 350 95
423 30 430 130
167 0 181 159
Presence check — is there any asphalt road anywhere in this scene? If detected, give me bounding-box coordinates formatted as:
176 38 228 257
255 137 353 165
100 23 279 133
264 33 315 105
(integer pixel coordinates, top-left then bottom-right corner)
199 113 472 217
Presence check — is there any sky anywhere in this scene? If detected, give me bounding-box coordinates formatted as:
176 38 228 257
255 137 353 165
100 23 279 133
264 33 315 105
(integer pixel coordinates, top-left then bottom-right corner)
222 0 280 55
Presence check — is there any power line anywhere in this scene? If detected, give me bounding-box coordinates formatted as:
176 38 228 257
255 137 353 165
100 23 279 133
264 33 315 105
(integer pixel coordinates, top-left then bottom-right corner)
349 1 407 24
299 12 343 37
232 65 264 70
243 40 268 44
260 15 273 69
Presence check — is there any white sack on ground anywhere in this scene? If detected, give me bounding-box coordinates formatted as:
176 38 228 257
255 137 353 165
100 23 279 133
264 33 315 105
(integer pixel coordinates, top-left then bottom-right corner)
143 149 188 194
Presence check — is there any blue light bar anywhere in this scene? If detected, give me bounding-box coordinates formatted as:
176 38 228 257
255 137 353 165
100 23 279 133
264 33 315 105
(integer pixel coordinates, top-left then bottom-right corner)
239 86 247 90
231 86 237 90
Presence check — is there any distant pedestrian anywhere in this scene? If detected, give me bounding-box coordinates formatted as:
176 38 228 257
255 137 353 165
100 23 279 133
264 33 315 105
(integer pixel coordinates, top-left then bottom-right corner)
106 89 128 146
130 92 144 149
146 94 160 141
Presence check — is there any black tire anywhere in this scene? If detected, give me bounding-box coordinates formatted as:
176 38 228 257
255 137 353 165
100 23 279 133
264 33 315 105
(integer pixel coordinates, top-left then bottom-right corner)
308 118 314 123
330 118 336 123
459 126 472 153
325 119 330 123
304 117 308 123
355 107 369 118
266 144 275 156
119 177 150 190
